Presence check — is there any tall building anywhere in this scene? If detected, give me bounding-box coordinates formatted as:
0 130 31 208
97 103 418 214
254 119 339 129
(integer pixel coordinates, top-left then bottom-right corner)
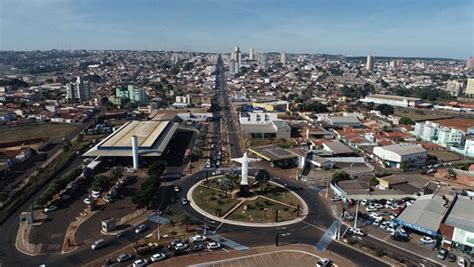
466 78 474 97
65 76 90 102
445 80 465 96
231 46 241 65
171 53 179 63
366 54 374 71
280 51 286 65
467 57 474 69
249 48 254 60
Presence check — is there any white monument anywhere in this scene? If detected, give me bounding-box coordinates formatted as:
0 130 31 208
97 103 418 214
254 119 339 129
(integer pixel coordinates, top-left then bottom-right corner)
231 152 259 197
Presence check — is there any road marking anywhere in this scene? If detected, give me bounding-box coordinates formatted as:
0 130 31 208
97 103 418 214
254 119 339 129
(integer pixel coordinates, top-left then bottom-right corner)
315 219 340 251
213 222 224 233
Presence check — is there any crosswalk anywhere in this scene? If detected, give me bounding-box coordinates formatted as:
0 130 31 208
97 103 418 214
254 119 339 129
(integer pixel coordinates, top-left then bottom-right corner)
315 219 340 251
147 213 170 225
207 232 249 251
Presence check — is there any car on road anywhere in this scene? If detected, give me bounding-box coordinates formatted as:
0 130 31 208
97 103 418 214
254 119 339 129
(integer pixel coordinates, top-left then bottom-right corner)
132 258 147 267
174 186 180 192
420 236 435 245
116 253 133 263
91 190 101 198
83 198 91 205
44 205 58 213
190 234 206 243
174 242 188 250
206 241 221 250
348 228 365 236
316 258 332 267
437 248 448 260
150 253 166 262
181 198 189 205
61 194 70 200
91 239 107 250
135 224 148 234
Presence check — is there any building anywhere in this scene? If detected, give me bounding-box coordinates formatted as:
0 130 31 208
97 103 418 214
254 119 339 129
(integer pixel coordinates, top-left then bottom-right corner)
390 59 403 69
249 48 254 60
394 194 451 238
171 53 179 63
248 145 299 168
65 76 90 102
360 94 422 108
445 80 465 96
115 85 148 103
414 121 465 147
366 54 374 71
320 115 361 128
83 120 179 159
439 195 474 255
231 46 241 65
251 100 289 112
240 120 291 139
239 110 278 124
466 78 474 97
467 57 474 70
373 143 427 169
280 51 286 65
322 140 355 156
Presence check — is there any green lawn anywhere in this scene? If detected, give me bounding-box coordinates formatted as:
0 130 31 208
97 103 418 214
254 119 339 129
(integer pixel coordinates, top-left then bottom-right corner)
0 123 77 143
191 185 240 217
226 198 299 223
257 183 301 207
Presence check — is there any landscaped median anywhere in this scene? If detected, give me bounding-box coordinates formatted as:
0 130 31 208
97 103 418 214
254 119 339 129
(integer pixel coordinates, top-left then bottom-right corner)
0 140 89 224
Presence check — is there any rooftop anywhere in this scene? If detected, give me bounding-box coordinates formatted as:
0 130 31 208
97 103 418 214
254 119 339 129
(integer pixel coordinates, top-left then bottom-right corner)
396 194 450 232
432 118 474 133
377 143 426 156
365 94 421 102
83 120 179 157
248 145 299 161
444 195 474 232
323 140 354 155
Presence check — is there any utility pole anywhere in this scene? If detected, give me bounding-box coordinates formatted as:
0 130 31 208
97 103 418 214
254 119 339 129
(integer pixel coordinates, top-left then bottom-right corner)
324 169 330 198
354 200 359 229
157 211 160 240
275 209 279 222
275 231 279 247
204 216 207 236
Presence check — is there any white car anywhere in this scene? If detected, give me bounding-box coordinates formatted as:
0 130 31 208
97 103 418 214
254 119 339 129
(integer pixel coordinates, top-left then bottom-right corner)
190 234 206 243
174 186 180 192
91 190 101 199
386 225 396 234
83 198 91 205
135 224 148 234
349 228 365 236
44 205 58 213
379 221 389 229
420 236 435 245
206 241 221 250
174 242 187 250
150 253 166 262
132 259 147 267
316 258 332 267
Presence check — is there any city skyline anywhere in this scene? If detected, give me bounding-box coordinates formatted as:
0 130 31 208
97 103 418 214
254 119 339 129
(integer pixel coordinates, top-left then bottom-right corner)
1 0 473 59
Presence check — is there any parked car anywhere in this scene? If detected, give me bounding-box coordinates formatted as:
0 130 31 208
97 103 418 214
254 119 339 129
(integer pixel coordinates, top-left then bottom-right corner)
437 248 448 260
132 258 147 267
83 198 91 205
44 205 58 213
419 236 435 245
189 243 206 252
135 224 148 234
190 234 206 243
116 253 133 263
61 194 70 200
379 221 389 229
91 190 101 198
174 186 180 192
447 253 457 263
458 256 468 267
174 242 188 250
150 253 166 262
206 241 221 250
330 196 341 202
91 239 106 250
316 258 332 267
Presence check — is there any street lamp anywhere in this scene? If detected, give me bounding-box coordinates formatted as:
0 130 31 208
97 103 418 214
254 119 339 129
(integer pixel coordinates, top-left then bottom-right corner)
264 208 268 219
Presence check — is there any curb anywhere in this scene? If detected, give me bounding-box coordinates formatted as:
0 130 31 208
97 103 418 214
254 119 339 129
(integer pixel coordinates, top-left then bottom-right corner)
187 178 308 228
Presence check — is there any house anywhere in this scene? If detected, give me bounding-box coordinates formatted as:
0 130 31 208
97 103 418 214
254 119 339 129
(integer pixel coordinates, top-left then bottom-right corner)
373 143 427 169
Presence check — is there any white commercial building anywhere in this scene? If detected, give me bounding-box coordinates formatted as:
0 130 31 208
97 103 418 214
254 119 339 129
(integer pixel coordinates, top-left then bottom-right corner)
414 121 465 147
373 143 427 169
366 54 374 70
239 111 278 125
65 76 90 102
360 94 422 108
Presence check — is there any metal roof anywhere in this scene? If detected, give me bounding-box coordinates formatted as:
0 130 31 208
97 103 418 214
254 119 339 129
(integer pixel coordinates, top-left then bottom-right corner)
444 195 474 232
377 143 426 156
397 194 449 232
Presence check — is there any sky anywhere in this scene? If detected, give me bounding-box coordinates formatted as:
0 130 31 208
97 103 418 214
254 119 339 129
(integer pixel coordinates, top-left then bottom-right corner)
0 0 473 59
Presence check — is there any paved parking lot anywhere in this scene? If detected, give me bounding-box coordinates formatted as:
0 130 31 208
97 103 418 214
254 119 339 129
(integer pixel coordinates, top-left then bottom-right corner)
192 250 323 267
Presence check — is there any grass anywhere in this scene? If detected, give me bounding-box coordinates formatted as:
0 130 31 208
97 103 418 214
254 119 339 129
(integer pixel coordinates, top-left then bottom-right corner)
226 198 299 223
428 150 462 162
0 123 77 143
257 183 301 207
191 185 240 217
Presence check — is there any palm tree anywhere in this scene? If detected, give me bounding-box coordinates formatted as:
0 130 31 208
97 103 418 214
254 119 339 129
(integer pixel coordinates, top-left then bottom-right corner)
255 169 270 192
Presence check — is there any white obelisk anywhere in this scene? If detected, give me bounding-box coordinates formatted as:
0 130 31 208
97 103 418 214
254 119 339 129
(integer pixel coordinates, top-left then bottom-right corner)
131 135 139 170
231 152 258 197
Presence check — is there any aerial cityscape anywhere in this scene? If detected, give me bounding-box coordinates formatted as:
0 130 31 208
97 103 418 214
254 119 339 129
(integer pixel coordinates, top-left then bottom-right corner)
0 1 473 267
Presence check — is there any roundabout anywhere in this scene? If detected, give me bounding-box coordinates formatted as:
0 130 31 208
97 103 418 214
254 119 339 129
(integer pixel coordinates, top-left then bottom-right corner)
187 153 308 227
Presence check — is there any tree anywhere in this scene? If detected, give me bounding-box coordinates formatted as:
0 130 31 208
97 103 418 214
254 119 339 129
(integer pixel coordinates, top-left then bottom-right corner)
377 104 394 116
148 161 166 176
447 168 456 180
399 117 414 125
332 171 350 182
219 177 235 197
400 161 415 171
111 167 123 179
255 169 271 192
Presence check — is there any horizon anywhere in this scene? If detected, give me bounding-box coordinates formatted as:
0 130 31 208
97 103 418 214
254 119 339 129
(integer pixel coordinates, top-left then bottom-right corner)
1 0 473 59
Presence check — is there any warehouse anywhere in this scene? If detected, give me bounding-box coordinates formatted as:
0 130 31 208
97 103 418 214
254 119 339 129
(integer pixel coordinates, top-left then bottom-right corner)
360 94 422 108
373 143 427 169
